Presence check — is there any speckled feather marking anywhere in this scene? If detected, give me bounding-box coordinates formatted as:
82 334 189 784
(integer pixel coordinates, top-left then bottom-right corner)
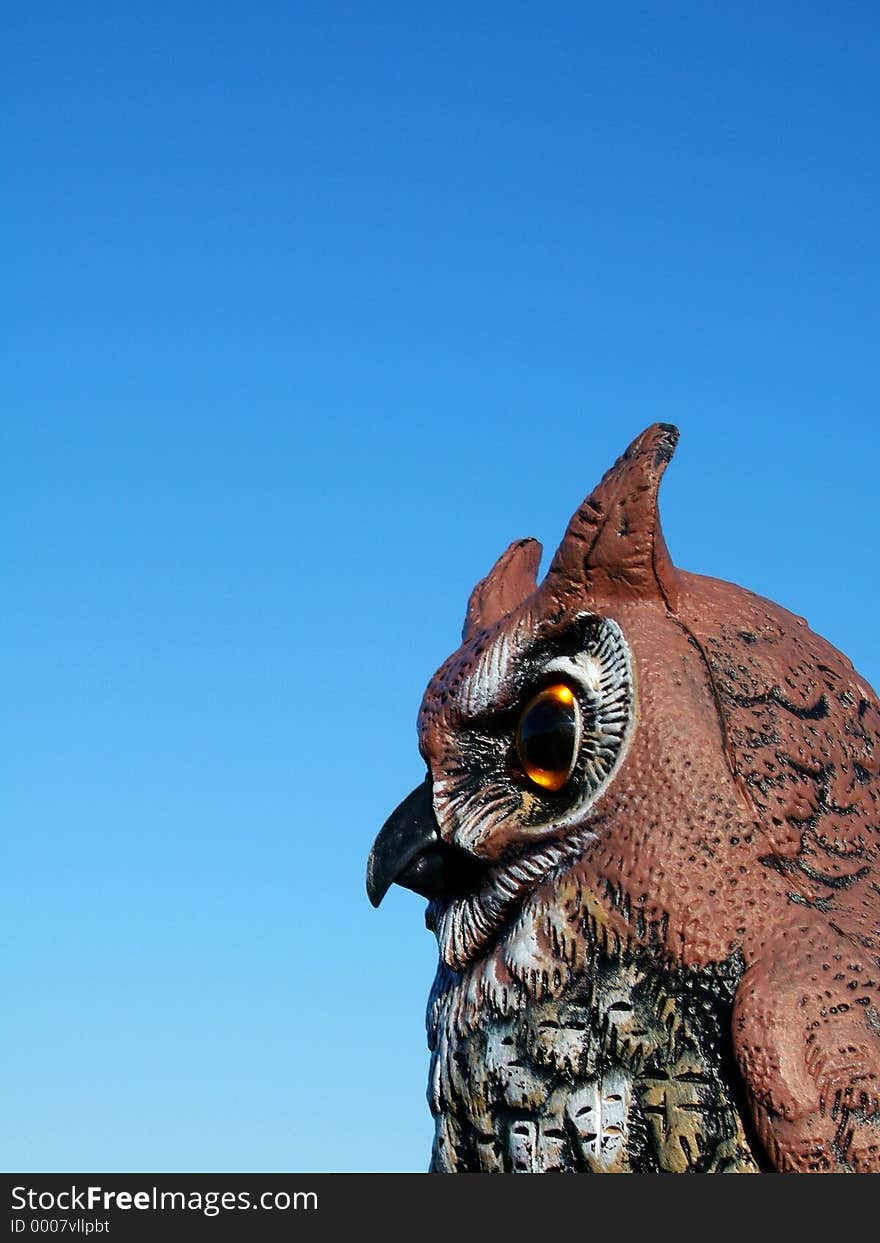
672 570 880 1170
427 880 761 1173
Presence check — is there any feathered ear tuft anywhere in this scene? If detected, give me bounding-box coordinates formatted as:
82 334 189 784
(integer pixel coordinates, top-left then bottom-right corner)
463 538 542 640
541 423 680 609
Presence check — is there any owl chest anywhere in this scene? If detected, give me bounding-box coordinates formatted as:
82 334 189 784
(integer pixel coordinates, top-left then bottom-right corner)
427 943 762 1173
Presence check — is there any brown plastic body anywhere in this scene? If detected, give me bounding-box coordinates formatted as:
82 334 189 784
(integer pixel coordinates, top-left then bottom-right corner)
411 425 880 1172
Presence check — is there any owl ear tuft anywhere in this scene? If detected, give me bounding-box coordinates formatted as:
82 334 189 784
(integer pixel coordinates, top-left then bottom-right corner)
542 423 680 609
463 538 542 640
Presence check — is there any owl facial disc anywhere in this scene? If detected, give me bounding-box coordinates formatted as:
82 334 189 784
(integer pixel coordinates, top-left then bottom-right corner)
366 612 636 968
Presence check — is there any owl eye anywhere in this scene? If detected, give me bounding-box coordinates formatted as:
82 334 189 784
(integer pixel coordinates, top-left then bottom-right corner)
515 683 581 792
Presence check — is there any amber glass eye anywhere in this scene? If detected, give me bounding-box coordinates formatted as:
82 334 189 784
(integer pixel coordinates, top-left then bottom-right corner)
515 683 580 792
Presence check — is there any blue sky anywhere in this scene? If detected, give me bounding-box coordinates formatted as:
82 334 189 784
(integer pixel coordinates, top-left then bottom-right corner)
3 2 879 1171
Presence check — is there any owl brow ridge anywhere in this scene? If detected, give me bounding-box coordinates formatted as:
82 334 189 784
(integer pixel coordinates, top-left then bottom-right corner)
455 612 616 724
455 610 536 721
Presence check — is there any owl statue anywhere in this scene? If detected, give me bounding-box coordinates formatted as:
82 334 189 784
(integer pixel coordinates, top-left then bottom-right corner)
367 425 880 1173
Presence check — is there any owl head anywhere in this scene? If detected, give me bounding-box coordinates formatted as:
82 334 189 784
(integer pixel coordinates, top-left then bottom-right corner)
368 425 879 975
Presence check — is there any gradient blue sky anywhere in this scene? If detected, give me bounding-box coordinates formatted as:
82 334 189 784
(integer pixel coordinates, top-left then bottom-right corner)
4 2 879 1172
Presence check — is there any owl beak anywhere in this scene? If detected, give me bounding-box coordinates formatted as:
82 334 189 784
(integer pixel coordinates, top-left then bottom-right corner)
366 776 481 907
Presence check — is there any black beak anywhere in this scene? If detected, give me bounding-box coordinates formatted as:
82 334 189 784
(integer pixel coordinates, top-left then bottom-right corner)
366 776 482 908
